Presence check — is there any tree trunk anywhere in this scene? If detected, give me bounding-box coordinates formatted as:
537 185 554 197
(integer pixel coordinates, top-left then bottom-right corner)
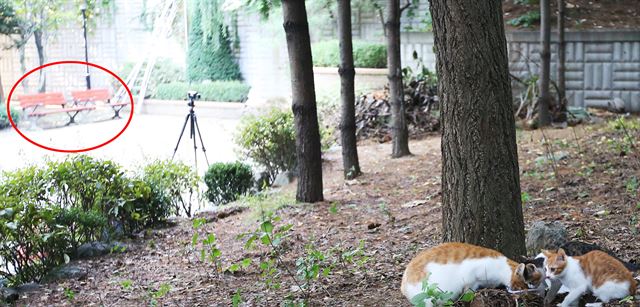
430 0 526 259
18 35 28 92
386 0 410 158
337 0 361 179
281 0 324 203
0 71 4 104
556 0 567 122
33 29 46 93
538 0 552 126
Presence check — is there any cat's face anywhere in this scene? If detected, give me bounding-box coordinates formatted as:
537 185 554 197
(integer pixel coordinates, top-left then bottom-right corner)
543 248 568 279
513 263 544 290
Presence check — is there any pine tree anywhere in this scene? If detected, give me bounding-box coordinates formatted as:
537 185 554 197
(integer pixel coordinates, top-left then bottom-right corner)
187 0 242 82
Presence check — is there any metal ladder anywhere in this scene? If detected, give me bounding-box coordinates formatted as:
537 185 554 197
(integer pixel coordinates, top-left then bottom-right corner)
112 0 181 111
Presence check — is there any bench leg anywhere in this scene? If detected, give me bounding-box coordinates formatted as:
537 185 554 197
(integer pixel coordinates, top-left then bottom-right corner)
66 111 81 126
112 106 125 119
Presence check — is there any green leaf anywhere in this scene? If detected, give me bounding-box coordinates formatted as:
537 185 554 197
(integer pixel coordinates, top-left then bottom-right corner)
261 221 274 233
410 293 429 306
459 290 475 302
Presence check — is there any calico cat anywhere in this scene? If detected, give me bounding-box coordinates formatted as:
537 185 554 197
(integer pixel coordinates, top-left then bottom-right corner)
401 242 543 305
543 248 637 307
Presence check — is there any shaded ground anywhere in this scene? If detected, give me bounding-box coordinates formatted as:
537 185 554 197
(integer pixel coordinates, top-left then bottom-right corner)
503 0 640 30
16 117 640 306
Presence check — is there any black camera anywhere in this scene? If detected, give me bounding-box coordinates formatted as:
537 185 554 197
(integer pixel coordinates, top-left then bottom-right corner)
187 91 201 106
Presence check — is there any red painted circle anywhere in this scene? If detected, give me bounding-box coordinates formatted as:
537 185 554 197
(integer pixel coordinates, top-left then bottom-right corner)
5 61 134 153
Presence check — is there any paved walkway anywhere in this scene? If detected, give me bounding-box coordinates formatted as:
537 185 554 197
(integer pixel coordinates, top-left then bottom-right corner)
0 109 240 175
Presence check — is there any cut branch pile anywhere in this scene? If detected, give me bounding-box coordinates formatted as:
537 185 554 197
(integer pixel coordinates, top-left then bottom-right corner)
355 80 439 142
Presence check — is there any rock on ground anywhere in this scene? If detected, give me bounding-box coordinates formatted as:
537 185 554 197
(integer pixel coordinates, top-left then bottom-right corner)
526 221 568 255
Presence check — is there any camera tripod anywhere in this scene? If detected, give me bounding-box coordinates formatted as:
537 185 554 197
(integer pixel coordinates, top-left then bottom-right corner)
171 96 210 169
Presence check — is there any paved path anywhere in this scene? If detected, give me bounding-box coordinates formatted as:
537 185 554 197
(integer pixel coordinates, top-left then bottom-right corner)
0 109 240 175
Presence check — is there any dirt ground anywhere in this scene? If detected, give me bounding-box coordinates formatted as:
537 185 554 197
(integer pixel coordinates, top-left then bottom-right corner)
15 116 640 307
503 0 640 30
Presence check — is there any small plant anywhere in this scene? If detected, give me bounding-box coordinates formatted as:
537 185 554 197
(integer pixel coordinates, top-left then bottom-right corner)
328 202 339 214
149 283 171 306
204 162 253 205
63 287 75 301
120 279 134 291
521 192 531 204
626 176 638 198
191 218 222 276
410 275 475 306
232 289 242 307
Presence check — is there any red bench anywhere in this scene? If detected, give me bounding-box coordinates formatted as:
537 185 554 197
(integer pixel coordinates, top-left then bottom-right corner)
16 92 96 126
71 88 130 119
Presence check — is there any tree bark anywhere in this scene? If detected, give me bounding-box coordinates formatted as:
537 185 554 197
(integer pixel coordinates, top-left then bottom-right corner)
386 0 410 158
430 0 526 259
556 0 567 122
281 0 324 203
538 0 552 126
33 29 46 93
337 0 361 179
18 35 28 92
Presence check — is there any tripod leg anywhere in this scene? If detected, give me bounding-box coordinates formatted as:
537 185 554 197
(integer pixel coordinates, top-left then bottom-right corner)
193 113 210 166
190 113 200 182
172 113 191 160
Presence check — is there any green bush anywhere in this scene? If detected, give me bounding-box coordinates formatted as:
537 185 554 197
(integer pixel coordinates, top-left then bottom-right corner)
0 167 70 285
204 162 253 205
140 160 199 218
312 40 387 68
0 106 20 129
235 109 297 183
187 0 242 81
0 157 200 285
153 81 250 102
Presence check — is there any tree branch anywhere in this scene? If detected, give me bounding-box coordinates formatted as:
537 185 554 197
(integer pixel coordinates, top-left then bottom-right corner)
399 0 412 14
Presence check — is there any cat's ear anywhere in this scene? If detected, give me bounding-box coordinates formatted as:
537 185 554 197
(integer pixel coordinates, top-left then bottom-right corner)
540 249 552 257
516 263 526 277
557 248 566 261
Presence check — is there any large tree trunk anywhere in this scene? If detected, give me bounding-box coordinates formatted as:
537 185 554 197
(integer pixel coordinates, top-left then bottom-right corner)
556 0 567 122
34 29 46 93
538 0 552 126
386 0 410 158
281 0 324 203
337 0 361 179
430 0 526 259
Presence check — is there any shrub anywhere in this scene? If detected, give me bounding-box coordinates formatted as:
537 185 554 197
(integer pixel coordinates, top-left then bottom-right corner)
235 109 297 182
0 167 70 285
46 156 129 220
140 160 199 218
204 162 253 205
187 0 242 81
0 106 20 129
312 40 387 68
153 81 250 102
0 157 201 285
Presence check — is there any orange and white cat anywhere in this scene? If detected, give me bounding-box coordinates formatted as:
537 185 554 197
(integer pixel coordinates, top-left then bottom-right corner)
401 242 543 305
543 248 637 307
